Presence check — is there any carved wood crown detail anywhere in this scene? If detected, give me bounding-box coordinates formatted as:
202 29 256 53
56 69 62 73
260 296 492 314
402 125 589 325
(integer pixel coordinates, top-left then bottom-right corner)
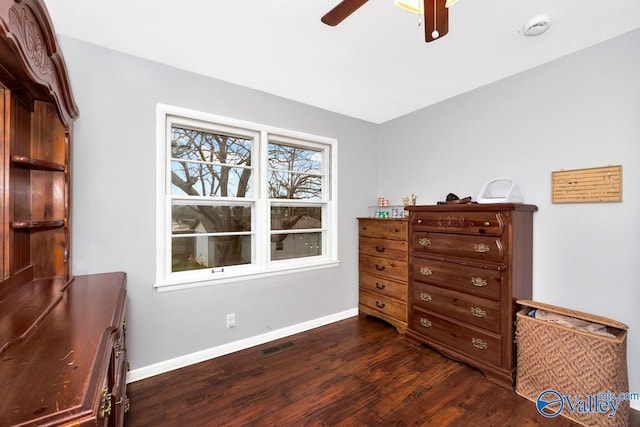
8 5 53 83
429 216 472 228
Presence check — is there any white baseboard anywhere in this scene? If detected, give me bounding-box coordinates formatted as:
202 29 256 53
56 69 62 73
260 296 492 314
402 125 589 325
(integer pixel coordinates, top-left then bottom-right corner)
127 308 358 383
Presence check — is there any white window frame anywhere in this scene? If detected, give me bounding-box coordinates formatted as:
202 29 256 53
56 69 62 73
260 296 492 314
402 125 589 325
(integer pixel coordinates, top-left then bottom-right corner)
155 104 339 292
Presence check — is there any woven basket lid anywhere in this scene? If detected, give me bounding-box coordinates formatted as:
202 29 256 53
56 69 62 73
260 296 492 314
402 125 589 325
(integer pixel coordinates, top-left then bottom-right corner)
517 299 628 330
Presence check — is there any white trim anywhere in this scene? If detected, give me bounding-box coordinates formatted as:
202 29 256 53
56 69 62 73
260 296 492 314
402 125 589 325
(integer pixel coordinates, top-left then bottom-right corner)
155 103 339 291
126 308 358 383
155 260 340 292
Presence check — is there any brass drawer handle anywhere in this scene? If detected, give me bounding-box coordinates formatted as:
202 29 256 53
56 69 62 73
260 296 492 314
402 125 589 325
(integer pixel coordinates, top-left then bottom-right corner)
420 318 432 328
375 282 386 290
417 219 423 224
99 387 112 419
115 338 124 358
470 307 487 318
418 238 431 247
473 243 490 253
116 396 131 413
375 264 386 271
483 221 490 227
375 301 386 309
419 267 432 276
471 277 487 287
420 292 432 302
472 338 488 350
375 246 386 253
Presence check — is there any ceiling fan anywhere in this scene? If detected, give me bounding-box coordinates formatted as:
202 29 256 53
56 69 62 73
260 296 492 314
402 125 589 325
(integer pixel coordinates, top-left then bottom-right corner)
321 0 459 43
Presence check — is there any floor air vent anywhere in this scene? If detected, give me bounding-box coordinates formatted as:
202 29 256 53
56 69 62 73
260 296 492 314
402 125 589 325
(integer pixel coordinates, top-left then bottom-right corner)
260 341 295 357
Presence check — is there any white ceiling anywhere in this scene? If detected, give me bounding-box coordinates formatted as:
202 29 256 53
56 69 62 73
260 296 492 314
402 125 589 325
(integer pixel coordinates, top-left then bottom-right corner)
43 0 640 124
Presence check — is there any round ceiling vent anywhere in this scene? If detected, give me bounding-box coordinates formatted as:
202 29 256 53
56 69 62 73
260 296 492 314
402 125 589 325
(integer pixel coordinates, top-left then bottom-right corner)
523 15 551 36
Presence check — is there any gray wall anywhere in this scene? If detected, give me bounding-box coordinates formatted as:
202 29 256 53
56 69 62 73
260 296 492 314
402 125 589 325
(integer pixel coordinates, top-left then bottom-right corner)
61 26 639 408
378 29 640 404
60 36 377 372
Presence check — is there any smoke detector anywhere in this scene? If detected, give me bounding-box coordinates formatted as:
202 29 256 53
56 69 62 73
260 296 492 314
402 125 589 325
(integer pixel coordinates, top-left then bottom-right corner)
523 15 551 36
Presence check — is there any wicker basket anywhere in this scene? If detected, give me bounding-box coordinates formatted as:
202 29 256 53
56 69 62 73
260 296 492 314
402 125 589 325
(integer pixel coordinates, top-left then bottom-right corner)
515 300 629 426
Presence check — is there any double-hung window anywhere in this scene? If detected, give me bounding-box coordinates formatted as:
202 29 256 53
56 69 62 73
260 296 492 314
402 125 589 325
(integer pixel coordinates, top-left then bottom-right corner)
155 104 338 291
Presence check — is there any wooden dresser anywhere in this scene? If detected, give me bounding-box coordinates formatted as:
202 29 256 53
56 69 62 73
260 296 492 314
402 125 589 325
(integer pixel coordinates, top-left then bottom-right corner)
0 1 129 425
405 204 537 389
0 272 128 426
358 218 408 334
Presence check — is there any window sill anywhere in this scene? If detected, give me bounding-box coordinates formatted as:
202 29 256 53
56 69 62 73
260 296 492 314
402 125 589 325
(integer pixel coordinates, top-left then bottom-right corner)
154 259 341 292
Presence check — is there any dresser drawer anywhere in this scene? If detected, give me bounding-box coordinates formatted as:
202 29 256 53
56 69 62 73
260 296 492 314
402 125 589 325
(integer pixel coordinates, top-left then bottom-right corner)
360 289 407 320
411 232 505 263
411 307 502 366
359 254 408 282
359 236 408 261
410 258 501 301
411 211 504 236
359 219 407 240
360 271 406 301
412 283 500 333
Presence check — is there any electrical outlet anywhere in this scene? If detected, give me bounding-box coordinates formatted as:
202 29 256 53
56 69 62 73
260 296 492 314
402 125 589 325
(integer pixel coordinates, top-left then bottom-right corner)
226 313 235 328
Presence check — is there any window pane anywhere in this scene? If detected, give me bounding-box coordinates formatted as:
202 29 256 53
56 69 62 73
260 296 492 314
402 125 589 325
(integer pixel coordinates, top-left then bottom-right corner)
268 143 322 173
270 206 322 231
171 126 252 198
271 232 322 260
268 142 322 200
171 161 252 197
172 235 251 271
172 205 251 233
268 170 322 200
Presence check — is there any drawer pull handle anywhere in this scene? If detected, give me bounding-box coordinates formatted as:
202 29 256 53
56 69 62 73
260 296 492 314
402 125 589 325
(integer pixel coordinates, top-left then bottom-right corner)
375 301 386 309
116 396 131 413
115 338 124 358
375 264 386 271
375 246 386 253
472 338 488 350
473 243 490 253
419 267 432 276
418 238 431 247
483 221 490 227
420 318 432 328
471 277 487 287
417 219 423 224
98 387 112 419
420 292 432 302
470 307 487 318
375 282 386 290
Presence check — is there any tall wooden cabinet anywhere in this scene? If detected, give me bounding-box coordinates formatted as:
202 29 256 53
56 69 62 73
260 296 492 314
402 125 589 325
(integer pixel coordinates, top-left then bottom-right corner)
405 204 537 389
358 218 408 334
0 1 128 425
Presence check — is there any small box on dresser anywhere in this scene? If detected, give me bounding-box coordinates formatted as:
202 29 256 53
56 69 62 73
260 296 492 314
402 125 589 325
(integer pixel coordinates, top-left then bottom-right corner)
404 203 537 389
358 218 408 334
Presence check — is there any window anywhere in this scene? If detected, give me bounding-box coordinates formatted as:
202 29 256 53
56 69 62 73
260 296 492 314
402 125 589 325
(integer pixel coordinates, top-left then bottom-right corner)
155 104 338 291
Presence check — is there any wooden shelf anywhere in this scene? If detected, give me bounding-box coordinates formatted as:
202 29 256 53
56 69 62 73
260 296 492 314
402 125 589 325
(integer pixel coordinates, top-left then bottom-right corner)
11 219 65 229
10 155 65 171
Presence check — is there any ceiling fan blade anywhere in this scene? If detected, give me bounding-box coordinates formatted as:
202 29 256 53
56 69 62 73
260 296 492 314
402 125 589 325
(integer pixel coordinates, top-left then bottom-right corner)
424 0 449 42
321 0 369 26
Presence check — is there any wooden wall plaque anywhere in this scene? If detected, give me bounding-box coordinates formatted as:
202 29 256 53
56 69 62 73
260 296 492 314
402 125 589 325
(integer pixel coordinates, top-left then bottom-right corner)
552 165 622 203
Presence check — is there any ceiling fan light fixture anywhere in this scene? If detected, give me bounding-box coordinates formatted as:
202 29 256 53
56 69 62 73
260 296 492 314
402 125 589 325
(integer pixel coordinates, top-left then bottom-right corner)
394 0 457 14
394 0 421 14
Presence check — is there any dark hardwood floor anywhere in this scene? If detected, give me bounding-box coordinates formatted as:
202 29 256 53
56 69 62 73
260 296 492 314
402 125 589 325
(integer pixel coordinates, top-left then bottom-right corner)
126 315 638 426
